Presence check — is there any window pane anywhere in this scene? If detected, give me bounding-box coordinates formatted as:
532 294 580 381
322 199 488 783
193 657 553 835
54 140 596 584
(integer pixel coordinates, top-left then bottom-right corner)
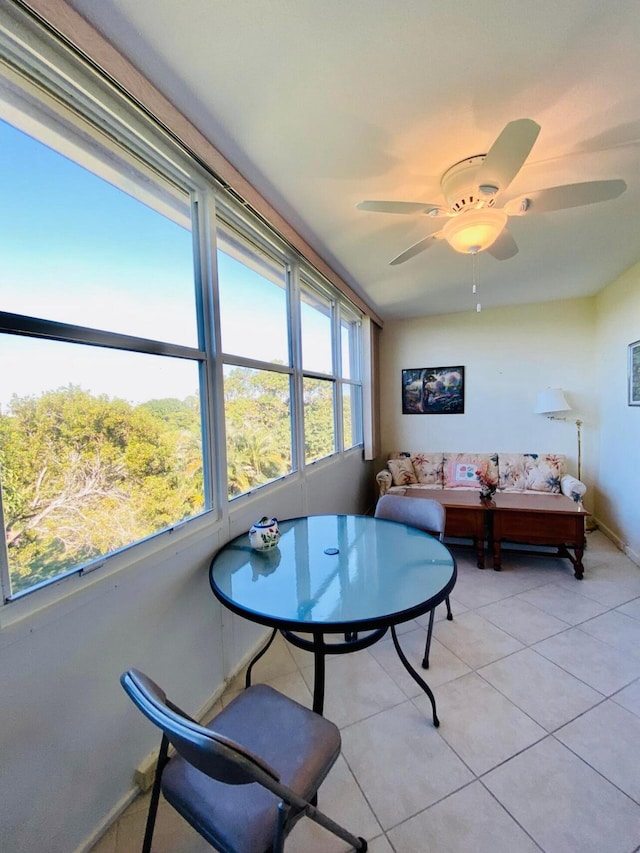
303 377 335 463
223 365 292 498
301 286 333 374
342 315 363 379
342 384 353 449
342 383 361 450
0 336 205 596
0 118 197 346
218 230 289 364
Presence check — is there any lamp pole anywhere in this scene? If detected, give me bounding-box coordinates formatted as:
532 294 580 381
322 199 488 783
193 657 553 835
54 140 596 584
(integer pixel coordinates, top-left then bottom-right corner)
576 418 582 481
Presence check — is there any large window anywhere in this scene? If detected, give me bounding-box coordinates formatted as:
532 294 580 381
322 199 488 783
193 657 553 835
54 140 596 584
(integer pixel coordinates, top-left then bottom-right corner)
0 34 211 600
217 225 294 498
218 231 363 490
340 310 363 450
0 3 365 602
300 282 336 464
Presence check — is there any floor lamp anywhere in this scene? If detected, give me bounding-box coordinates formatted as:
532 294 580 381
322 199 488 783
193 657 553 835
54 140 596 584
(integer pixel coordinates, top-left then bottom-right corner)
534 388 583 480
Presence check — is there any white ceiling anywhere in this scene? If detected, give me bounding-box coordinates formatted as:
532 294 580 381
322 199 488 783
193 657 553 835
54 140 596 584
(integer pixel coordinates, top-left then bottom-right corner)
66 0 640 321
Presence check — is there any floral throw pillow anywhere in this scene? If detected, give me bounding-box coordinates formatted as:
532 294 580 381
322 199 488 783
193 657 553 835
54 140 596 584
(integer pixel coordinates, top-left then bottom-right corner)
524 453 566 493
498 453 526 491
443 453 498 489
387 457 418 486
412 452 443 487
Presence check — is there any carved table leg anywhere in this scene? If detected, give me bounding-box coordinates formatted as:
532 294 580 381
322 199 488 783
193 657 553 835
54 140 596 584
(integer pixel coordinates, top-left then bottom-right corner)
573 547 584 580
493 540 502 571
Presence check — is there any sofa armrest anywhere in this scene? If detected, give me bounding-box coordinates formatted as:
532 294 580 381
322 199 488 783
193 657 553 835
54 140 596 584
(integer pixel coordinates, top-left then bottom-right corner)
376 469 392 496
561 474 586 502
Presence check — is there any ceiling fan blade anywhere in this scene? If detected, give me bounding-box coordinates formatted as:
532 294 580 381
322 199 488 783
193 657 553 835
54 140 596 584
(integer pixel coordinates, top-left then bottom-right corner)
356 200 444 215
505 179 627 215
475 119 541 195
389 233 442 265
486 229 518 260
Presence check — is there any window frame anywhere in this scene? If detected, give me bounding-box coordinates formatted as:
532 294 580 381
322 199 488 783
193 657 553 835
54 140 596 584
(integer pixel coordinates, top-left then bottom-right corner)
0 0 367 606
0 13 220 602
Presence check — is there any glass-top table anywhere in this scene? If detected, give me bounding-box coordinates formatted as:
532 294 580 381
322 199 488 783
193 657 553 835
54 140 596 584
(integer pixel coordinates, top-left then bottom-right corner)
209 514 457 726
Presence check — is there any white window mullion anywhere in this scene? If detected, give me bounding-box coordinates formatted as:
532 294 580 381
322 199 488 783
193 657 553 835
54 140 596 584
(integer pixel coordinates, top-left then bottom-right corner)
334 303 344 453
194 188 223 514
289 260 305 474
0 488 11 601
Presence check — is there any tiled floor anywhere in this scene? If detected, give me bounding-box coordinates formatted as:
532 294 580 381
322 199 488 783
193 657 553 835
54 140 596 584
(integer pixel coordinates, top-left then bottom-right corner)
92 531 640 853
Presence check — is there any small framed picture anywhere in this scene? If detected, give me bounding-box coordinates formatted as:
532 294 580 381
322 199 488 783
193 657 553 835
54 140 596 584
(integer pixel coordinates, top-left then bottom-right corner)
402 366 465 414
629 340 640 406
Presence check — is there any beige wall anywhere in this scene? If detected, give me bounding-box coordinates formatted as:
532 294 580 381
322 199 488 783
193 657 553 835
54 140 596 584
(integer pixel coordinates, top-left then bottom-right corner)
379 289 640 560
379 297 597 496
595 262 640 561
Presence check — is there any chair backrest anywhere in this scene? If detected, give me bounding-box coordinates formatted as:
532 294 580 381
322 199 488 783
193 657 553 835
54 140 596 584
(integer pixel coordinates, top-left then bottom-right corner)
121 668 279 787
374 494 446 542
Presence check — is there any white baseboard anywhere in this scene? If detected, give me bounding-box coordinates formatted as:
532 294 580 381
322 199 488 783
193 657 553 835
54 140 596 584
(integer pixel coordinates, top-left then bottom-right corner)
591 518 640 567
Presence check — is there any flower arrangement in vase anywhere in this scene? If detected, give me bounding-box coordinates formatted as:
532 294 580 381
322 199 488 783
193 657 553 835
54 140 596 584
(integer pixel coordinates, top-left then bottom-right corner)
476 460 498 501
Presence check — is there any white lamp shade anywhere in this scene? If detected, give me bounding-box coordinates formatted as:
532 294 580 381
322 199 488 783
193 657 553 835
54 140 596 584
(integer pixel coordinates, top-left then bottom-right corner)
534 388 571 414
442 208 508 254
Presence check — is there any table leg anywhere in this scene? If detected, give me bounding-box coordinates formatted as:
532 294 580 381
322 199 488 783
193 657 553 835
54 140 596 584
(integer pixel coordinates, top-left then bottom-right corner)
573 547 584 579
390 625 439 727
558 544 585 580
492 539 502 571
312 629 327 715
474 537 485 569
245 627 278 688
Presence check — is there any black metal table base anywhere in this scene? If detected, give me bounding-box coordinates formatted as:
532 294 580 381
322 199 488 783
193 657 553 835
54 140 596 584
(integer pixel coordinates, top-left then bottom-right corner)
245 627 278 689
390 625 439 727
243 624 440 726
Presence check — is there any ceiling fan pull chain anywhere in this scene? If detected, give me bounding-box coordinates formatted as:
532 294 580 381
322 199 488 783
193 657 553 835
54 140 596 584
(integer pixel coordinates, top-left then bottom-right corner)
472 251 481 312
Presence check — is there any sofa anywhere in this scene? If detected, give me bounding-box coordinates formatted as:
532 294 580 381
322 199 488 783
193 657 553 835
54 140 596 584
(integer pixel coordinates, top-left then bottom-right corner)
376 451 586 502
376 452 588 576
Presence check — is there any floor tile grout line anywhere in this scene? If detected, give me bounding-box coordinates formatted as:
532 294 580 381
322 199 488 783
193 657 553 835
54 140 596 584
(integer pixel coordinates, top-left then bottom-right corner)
477 776 547 852
471 656 609 733
571 619 640 660
547 729 640 809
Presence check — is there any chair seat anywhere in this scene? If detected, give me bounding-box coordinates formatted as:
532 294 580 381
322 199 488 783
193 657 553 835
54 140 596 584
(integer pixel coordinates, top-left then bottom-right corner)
161 684 340 853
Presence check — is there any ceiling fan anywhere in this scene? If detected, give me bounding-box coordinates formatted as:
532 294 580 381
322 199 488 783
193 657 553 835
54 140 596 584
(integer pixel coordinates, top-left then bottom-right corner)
356 119 627 265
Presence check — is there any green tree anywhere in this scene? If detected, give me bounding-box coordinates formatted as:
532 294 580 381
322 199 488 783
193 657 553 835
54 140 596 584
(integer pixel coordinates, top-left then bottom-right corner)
0 386 204 592
224 367 291 496
303 378 335 462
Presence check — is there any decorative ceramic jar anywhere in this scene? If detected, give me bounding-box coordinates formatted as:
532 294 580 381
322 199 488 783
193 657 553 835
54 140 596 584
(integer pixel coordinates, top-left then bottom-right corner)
249 517 280 551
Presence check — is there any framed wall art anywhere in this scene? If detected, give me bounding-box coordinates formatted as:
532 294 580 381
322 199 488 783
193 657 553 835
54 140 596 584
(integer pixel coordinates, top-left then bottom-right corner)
402 366 465 414
629 340 640 406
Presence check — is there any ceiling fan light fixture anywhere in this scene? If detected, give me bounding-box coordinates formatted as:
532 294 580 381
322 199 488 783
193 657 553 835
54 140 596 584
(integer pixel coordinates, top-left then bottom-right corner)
442 208 508 254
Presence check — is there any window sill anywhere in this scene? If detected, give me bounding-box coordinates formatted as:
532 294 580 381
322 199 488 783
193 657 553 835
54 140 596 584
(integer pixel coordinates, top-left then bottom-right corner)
0 510 219 637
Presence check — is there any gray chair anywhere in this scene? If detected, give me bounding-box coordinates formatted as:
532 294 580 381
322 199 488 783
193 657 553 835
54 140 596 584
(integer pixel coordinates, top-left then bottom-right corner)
374 493 453 668
121 668 367 853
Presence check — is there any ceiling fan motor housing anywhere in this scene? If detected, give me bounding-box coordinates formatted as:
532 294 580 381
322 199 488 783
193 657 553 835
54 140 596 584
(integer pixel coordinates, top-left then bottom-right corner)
440 155 496 213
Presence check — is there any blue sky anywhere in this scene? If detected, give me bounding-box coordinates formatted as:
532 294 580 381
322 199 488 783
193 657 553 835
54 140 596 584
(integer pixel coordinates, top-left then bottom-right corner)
0 118 196 340
0 117 331 408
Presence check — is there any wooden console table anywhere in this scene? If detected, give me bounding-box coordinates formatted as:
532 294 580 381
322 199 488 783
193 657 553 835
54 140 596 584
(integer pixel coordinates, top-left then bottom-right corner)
402 488 589 578
404 488 487 568
490 492 588 579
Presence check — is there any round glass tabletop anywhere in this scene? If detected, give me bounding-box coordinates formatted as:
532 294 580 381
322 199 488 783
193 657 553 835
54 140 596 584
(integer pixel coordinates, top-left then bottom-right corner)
210 514 456 632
